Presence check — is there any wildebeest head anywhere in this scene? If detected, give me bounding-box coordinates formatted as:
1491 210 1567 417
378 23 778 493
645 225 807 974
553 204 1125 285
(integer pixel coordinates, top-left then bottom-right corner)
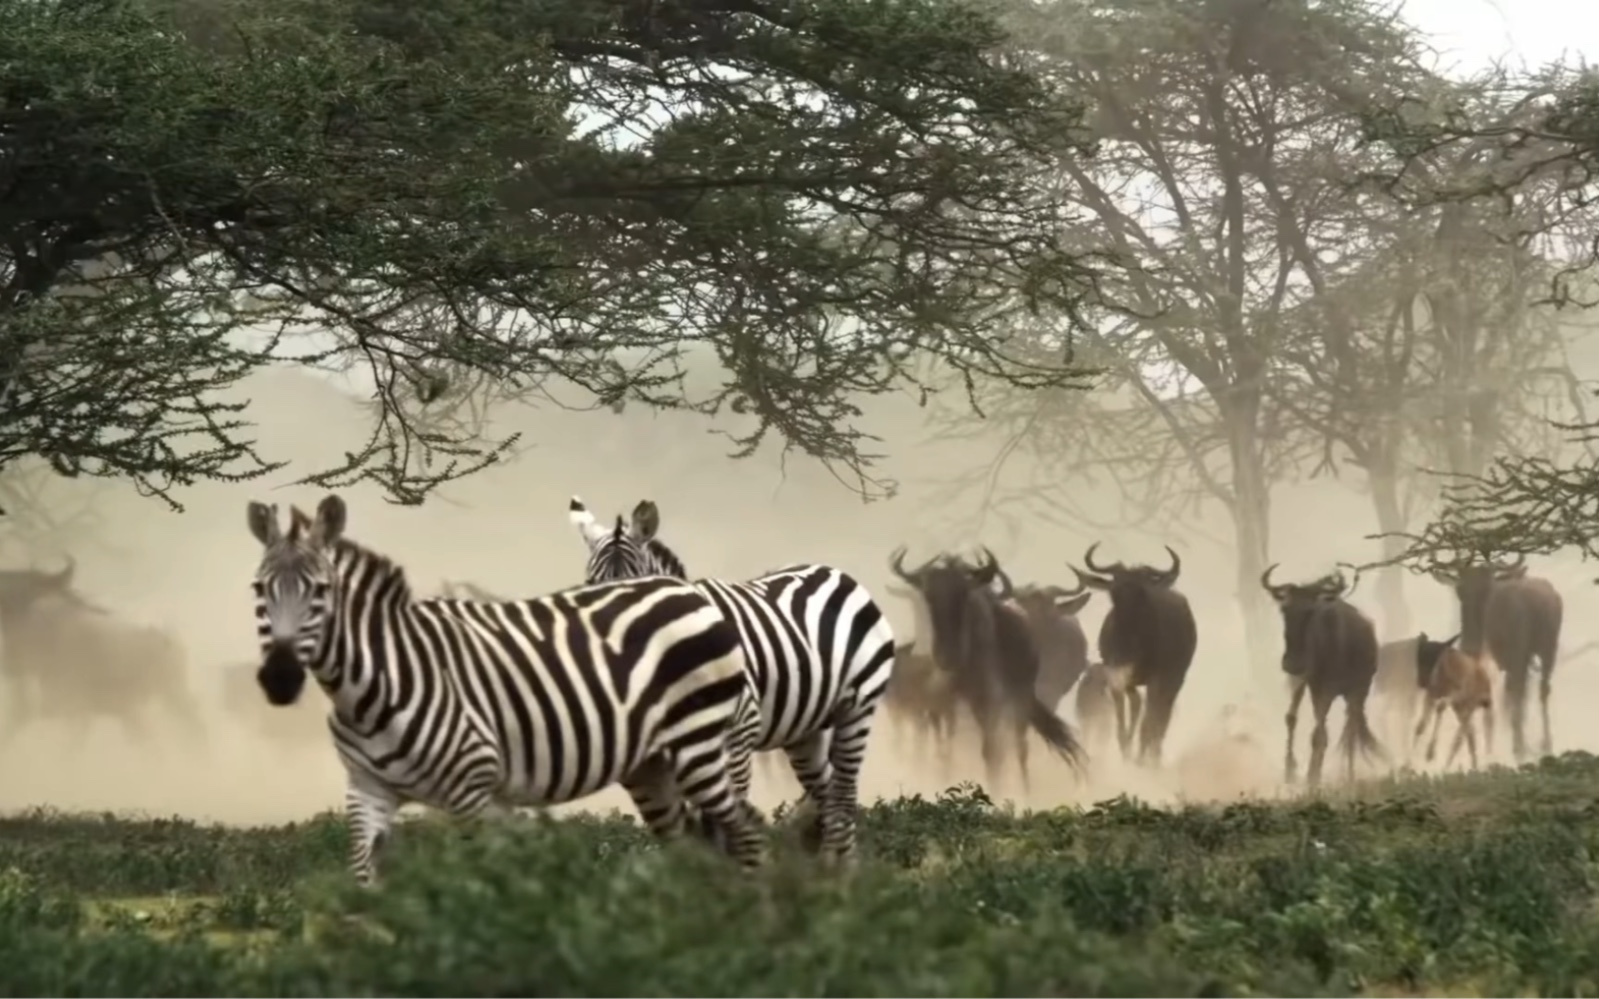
1434 555 1526 641
1063 542 1181 607
1261 563 1352 676
0 557 108 622
1413 631 1460 690
888 546 1011 669
246 496 346 707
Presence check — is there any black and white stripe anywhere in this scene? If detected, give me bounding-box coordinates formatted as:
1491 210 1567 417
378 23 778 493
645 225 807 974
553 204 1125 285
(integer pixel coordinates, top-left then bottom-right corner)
247 494 763 885
569 496 897 864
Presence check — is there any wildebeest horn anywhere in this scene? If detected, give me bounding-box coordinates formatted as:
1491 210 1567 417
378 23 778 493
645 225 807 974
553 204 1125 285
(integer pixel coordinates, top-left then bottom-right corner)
1498 552 1527 575
1083 542 1113 575
1056 571 1088 598
889 546 913 582
1161 545 1181 583
969 547 1000 587
1260 563 1292 599
992 563 1015 600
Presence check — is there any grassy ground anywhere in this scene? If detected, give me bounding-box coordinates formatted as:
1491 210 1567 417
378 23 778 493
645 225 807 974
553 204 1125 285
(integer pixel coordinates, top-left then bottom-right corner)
2 753 1598 996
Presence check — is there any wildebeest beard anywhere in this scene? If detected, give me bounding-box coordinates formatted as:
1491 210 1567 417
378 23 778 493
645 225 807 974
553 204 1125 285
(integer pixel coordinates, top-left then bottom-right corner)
258 643 309 706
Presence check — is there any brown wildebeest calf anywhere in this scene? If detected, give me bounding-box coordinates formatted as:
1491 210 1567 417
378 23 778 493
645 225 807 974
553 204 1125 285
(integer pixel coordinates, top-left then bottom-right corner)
1411 632 1494 771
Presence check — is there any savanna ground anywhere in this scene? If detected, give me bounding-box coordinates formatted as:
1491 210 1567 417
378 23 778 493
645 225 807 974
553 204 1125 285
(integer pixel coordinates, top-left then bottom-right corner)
4 372 1599 994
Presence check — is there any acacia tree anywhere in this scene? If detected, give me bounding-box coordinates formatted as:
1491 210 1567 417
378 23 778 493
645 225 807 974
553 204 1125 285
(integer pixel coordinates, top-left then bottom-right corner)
1264 71 1586 634
3 0 1101 508
930 0 1432 674
1354 65 1599 570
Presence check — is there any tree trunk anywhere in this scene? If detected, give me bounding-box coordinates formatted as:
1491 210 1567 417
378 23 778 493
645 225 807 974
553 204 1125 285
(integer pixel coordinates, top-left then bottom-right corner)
1368 466 1413 640
1224 413 1278 687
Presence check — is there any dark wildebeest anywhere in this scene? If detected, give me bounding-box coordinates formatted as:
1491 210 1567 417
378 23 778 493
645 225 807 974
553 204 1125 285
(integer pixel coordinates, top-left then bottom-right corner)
1261 566 1384 786
888 548 1085 790
1434 556 1562 762
1411 632 1494 771
990 565 1093 714
1060 543 1197 767
0 559 205 750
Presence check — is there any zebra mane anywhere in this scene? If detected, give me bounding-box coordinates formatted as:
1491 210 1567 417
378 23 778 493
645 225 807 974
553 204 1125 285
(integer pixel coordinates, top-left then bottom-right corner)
646 537 688 579
330 536 412 600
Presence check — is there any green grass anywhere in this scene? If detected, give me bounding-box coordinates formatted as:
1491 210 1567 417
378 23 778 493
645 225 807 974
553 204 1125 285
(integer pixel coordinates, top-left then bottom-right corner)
4 753 1599 995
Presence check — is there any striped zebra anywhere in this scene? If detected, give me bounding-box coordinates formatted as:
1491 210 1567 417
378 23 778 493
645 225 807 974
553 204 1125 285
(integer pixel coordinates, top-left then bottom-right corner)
246 494 765 885
568 495 897 865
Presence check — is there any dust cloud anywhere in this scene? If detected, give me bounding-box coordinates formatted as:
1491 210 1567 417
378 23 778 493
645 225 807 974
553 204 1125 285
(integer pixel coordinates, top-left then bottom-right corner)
0 366 1593 826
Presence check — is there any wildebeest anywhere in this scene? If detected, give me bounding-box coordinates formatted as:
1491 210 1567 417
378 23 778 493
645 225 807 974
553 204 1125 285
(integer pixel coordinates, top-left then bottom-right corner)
1411 632 1494 771
888 548 1085 790
0 560 205 750
1060 543 1197 767
1261 566 1384 786
991 567 1093 713
1434 557 1562 761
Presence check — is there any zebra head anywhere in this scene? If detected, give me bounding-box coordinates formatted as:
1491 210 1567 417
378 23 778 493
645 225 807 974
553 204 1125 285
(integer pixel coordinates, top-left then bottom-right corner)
568 495 687 583
247 495 346 707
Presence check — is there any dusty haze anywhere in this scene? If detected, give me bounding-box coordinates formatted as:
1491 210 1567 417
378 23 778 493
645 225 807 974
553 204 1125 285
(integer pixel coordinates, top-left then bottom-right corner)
1 366 1594 826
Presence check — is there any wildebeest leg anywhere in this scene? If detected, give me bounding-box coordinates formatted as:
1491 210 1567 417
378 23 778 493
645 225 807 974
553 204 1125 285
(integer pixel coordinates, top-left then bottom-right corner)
1122 687 1144 763
1443 704 1477 771
1536 643 1557 758
1011 706 1032 793
1110 690 1132 760
1419 701 1447 764
1305 687 1335 787
1137 680 1181 768
1501 660 1531 762
1283 679 1308 784
1482 698 1495 761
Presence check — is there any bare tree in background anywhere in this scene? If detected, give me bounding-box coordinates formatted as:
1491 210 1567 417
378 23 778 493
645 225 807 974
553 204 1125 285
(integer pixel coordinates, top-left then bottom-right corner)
929 0 1435 677
1353 64 1599 571
1268 69 1590 636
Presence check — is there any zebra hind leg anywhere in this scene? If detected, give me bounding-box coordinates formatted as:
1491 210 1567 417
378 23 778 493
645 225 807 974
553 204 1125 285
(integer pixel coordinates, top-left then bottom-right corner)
816 701 879 869
669 741 767 871
345 781 402 887
621 752 691 842
782 730 834 855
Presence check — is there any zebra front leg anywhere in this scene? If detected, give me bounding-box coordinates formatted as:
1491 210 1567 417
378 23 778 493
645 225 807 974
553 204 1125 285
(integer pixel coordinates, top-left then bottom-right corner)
345 781 402 887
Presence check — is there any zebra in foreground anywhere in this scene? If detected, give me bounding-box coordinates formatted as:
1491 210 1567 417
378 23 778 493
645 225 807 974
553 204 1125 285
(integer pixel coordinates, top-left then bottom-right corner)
247 493 764 885
568 495 897 866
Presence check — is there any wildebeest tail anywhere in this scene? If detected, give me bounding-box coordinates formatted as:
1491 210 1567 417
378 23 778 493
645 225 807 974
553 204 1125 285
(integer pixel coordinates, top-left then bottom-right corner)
1338 705 1387 769
1028 698 1087 773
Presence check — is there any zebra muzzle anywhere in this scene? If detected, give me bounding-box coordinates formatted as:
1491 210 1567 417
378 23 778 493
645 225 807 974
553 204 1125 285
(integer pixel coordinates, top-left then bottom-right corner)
258 643 308 706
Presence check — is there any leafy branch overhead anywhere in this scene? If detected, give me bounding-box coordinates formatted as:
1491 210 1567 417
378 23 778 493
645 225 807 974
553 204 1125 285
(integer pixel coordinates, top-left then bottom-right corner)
0 0 1105 506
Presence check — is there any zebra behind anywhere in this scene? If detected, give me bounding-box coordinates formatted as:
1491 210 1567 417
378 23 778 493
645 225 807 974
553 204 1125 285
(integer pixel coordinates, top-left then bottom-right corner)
568 495 897 865
248 493 764 885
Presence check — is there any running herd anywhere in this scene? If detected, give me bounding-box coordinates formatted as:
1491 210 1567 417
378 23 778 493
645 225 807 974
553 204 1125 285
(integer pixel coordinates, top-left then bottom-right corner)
0 491 1569 884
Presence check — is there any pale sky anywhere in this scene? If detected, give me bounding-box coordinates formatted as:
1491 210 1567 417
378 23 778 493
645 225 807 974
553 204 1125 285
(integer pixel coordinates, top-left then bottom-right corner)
1402 0 1595 70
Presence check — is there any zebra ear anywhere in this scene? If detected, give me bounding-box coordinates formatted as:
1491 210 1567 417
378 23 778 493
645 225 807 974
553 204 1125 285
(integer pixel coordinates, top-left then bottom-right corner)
246 502 282 546
310 494 348 547
632 500 660 541
568 496 607 546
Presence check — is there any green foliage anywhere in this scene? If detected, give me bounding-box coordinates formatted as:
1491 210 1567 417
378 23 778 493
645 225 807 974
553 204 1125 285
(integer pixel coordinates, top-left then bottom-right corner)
2 0 1102 507
6 759 1599 994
